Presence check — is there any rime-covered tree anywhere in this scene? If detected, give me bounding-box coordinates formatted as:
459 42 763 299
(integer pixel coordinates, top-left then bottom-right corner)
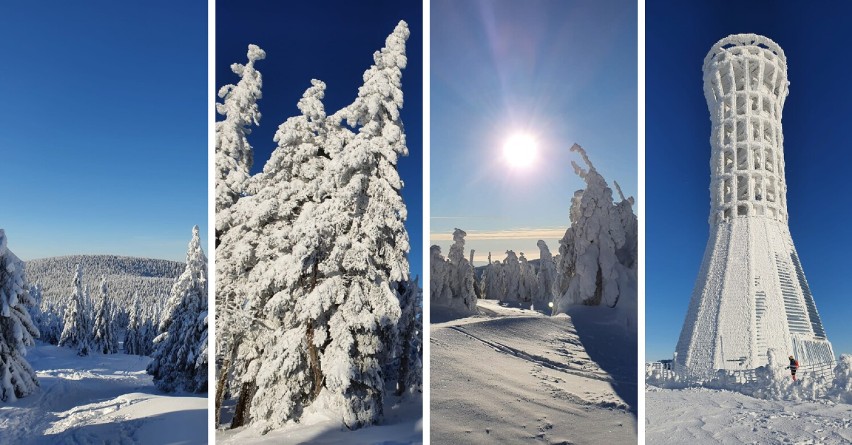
58 264 92 356
148 226 209 393
430 245 452 306
393 278 422 395
92 277 118 354
484 255 504 300
501 251 521 300
215 44 265 216
0 230 39 402
216 78 339 428
556 143 637 314
251 21 412 429
518 253 538 305
447 229 477 312
124 295 144 355
217 22 415 432
536 240 558 308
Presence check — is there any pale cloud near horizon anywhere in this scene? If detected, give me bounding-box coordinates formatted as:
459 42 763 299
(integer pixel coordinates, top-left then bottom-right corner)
430 227 566 241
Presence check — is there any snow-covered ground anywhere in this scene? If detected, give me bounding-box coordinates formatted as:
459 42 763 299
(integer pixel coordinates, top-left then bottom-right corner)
0 343 207 444
646 386 852 444
217 391 422 444
431 299 636 444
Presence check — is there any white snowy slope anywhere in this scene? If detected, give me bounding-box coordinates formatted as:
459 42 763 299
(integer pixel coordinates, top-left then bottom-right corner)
217 391 422 444
0 343 206 444
646 386 852 444
431 299 636 444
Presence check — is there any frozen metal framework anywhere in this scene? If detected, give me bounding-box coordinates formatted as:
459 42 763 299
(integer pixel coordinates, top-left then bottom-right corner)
674 34 834 376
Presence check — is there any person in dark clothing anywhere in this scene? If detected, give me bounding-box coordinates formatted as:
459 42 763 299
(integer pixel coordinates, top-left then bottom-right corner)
787 355 799 381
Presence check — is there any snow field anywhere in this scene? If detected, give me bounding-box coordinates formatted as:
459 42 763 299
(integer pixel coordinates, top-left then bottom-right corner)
0 343 206 444
646 386 852 444
431 300 636 444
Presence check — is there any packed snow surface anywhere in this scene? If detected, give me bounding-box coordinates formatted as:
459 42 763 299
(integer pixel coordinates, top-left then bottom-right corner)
0 343 206 444
646 386 852 444
217 391 422 444
431 299 636 444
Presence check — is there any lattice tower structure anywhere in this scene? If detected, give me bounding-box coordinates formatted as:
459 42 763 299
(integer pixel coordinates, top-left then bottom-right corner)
674 34 834 376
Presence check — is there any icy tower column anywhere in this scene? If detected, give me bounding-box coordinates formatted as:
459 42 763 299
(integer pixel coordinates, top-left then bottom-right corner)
705 34 788 224
674 35 834 376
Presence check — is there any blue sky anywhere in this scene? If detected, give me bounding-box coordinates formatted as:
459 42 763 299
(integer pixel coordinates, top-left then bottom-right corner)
430 0 637 265
0 1 207 262
647 1 852 360
216 0 423 279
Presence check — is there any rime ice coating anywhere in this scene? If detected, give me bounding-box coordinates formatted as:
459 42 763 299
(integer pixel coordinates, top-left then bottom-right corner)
674 34 834 377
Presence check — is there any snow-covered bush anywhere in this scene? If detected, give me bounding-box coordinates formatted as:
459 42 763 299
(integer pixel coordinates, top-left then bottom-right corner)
0 230 39 402
148 226 208 393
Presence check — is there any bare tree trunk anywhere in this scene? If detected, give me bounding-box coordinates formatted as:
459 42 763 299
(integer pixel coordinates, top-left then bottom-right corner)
214 356 229 427
395 327 411 396
230 380 256 429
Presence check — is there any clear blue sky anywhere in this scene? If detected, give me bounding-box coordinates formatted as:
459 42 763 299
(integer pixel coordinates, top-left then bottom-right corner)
0 1 207 262
647 1 852 361
216 0 423 280
430 0 637 264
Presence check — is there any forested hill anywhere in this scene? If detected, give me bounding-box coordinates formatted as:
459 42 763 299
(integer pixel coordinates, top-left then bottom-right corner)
26 255 184 313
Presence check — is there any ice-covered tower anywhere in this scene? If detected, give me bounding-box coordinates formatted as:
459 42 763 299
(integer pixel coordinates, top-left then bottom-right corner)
674 34 834 376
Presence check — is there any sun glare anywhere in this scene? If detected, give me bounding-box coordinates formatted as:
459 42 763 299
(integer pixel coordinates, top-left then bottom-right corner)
503 134 537 169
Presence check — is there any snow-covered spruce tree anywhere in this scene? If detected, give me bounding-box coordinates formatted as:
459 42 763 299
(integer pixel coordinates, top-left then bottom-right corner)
58 264 92 356
124 294 143 355
148 225 209 393
536 240 558 308
447 229 477 313
519 253 538 305
216 79 338 427
501 251 521 301
215 44 265 217
429 245 452 307
484 256 505 300
556 143 637 313
91 277 118 354
37 301 62 345
219 21 414 432
393 278 422 396
0 230 39 402
252 21 412 430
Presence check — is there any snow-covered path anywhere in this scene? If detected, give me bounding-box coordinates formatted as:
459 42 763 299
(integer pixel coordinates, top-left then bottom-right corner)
646 386 852 444
431 300 636 444
0 343 207 444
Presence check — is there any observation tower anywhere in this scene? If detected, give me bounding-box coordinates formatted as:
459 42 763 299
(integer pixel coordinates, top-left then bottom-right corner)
674 34 834 375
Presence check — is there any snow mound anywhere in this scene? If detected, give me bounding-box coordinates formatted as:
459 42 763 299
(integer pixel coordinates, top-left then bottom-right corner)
647 352 852 404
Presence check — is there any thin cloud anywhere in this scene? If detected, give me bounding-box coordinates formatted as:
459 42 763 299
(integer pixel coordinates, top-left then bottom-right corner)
430 227 565 241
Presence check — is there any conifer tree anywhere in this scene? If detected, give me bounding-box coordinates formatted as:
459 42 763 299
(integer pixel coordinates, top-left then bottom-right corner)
92 277 118 354
215 44 265 216
58 264 92 356
148 226 208 393
0 230 39 401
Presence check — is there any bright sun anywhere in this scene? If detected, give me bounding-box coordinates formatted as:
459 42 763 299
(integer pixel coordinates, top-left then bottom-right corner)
503 133 538 169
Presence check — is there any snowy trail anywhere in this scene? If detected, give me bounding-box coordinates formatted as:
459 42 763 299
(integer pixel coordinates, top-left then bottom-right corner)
0 343 207 444
646 386 852 444
431 300 636 444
